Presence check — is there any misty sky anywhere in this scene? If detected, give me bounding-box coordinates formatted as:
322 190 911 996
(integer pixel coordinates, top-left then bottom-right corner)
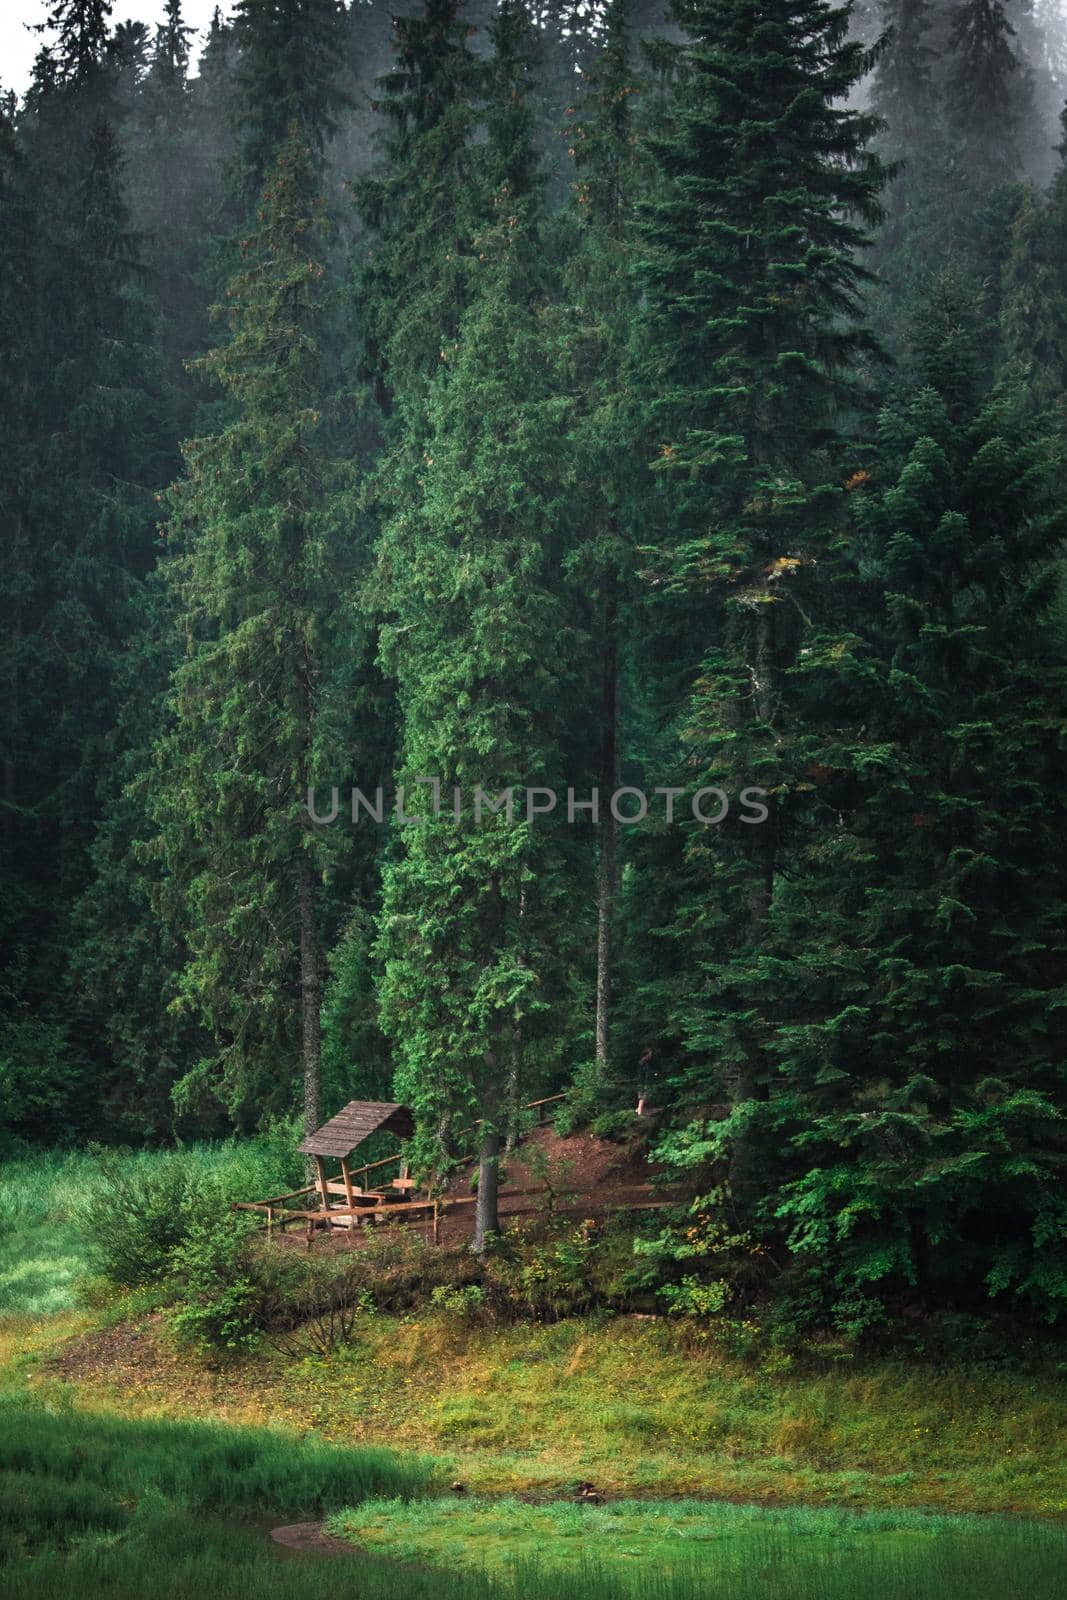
1 2 222 96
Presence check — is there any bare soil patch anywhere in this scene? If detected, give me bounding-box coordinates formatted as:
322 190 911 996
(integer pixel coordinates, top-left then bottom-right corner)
270 1522 355 1557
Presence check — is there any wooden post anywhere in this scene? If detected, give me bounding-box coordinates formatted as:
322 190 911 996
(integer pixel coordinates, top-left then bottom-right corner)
340 1158 355 1212
313 1156 328 1212
433 1198 441 1246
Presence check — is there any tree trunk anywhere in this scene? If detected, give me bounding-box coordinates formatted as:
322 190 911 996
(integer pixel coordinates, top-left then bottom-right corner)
297 851 322 1144
729 603 776 1218
473 1066 502 1253
595 600 618 1084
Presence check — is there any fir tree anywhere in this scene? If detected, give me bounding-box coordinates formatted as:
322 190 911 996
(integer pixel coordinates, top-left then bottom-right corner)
938 0 1031 324
763 288 1067 1328
34 0 113 85
3 55 169 1128
155 0 195 89
152 132 347 1132
556 0 645 1098
869 0 946 349
634 0 886 1213
375 0 576 1248
998 180 1066 411
231 0 349 201
946 0 1027 190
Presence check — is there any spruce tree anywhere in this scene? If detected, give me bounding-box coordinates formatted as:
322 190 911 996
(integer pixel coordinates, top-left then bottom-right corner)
34 0 112 85
762 289 1067 1329
354 0 484 417
938 0 1030 325
634 0 885 1214
556 0 644 1098
997 180 1066 411
375 0 576 1248
231 0 349 202
946 0 1028 190
152 132 346 1132
869 0 947 350
3 30 170 1131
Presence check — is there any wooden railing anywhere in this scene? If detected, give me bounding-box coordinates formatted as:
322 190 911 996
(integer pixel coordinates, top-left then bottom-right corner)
233 1090 577 1245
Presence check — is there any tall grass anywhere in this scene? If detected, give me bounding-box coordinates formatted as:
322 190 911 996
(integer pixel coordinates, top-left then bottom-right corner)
0 1406 1064 1600
0 1134 301 1315
328 1495 1067 1600
0 1401 431 1517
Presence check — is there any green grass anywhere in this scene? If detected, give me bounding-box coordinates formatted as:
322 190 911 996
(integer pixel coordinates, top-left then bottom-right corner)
0 1396 431 1517
0 1151 95 1316
327 1494 1067 1599
255 1313 1067 1513
4 1398 1062 1600
0 1135 301 1315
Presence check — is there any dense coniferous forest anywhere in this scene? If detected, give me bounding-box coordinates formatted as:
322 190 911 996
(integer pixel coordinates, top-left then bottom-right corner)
3 0 1067 1343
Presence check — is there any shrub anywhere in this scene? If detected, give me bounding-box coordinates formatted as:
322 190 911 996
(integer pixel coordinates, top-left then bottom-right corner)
80 1149 212 1287
491 1221 600 1320
428 1283 487 1324
166 1215 263 1352
589 1109 642 1143
78 1134 303 1291
271 1256 373 1358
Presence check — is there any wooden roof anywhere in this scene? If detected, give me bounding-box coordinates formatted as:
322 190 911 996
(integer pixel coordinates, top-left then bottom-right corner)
297 1100 415 1159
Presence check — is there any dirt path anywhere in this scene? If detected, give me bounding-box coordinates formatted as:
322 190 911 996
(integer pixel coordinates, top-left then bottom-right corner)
270 1522 355 1557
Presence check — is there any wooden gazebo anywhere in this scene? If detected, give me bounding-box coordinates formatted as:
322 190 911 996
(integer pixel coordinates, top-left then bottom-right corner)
298 1100 416 1219
234 1099 425 1242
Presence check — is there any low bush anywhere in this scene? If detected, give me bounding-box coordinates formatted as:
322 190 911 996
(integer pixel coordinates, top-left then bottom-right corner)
81 1149 212 1287
79 1132 303 1291
166 1215 265 1353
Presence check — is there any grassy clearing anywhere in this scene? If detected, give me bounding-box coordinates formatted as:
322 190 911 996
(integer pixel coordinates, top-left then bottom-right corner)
328 1494 1067 1599
3 1398 1063 1600
0 1136 300 1315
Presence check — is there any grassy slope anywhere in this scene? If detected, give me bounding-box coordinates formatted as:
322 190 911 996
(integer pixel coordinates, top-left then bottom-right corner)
11 1307 1066 1516
2 1148 1066 1520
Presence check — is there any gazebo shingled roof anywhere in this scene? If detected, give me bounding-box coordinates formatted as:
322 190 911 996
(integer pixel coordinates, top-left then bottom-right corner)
297 1100 415 1160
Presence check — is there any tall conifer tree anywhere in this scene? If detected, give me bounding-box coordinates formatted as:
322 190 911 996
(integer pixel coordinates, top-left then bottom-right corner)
762 291 1067 1328
557 0 645 1097
231 0 349 202
635 0 885 1214
152 132 344 1131
375 0 576 1248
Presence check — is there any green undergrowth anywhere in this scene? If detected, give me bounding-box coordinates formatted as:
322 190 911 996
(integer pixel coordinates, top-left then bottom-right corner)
0 1136 300 1315
328 1494 1067 1599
